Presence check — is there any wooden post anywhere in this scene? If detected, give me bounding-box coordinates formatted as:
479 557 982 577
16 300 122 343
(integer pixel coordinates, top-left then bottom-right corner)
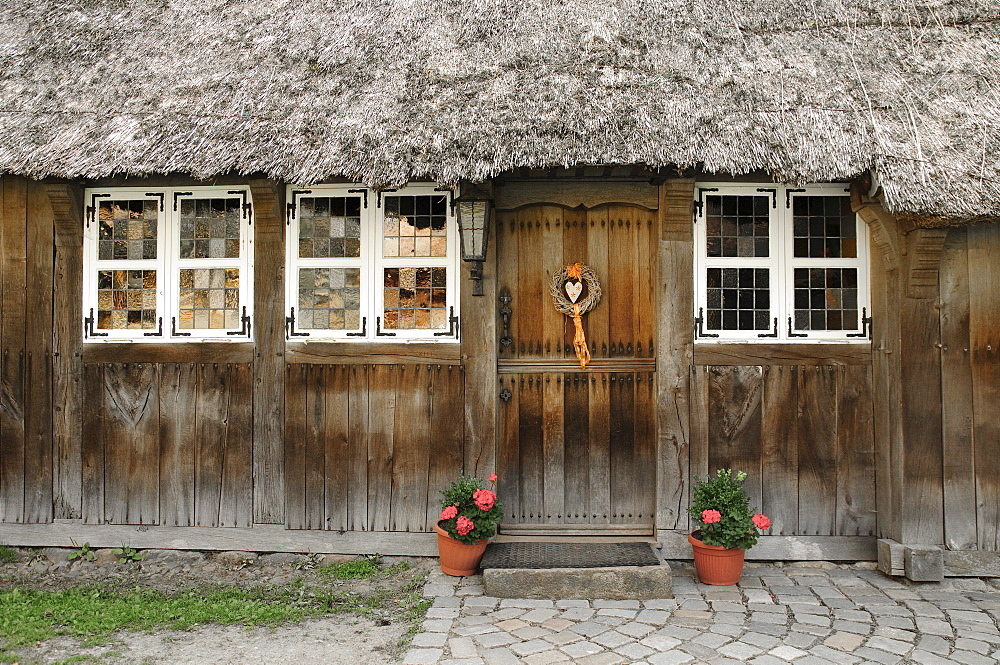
248 179 285 524
656 178 695 532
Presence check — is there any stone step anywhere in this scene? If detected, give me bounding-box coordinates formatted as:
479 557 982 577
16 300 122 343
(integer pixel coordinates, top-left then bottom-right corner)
480 542 673 600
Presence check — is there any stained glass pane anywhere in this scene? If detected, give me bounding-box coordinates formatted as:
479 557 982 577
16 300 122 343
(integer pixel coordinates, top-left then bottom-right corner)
98 200 158 260
179 197 241 259
297 267 361 330
177 268 240 329
298 196 362 258
382 195 448 258
705 195 769 258
792 268 859 331
792 195 857 258
705 267 771 331
383 267 447 329
96 269 157 330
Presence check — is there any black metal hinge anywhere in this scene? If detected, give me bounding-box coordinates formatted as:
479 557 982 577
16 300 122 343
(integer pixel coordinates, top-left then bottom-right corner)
173 191 193 211
87 193 110 229
285 307 310 339
227 190 251 221
433 306 459 338
694 307 719 338
146 192 165 212
375 316 395 336
287 190 312 224
143 317 163 337
788 317 808 338
377 189 397 209
84 309 107 338
756 188 777 208
171 317 191 337
346 316 367 337
226 306 251 337
694 188 719 219
785 188 806 208
847 307 872 339
347 188 369 209
757 317 778 338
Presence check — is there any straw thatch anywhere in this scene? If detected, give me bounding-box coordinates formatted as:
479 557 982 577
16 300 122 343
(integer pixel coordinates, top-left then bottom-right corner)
0 0 998 222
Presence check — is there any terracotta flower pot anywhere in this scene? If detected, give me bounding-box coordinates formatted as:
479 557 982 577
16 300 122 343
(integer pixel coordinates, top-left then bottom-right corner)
435 521 488 576
689 531 745 586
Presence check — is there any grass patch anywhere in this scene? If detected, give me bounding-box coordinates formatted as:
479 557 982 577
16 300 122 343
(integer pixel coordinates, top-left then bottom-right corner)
317 557 381 580
0 546 16 565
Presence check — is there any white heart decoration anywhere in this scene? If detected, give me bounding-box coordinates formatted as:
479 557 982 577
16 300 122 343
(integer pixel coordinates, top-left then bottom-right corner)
564 281 583 303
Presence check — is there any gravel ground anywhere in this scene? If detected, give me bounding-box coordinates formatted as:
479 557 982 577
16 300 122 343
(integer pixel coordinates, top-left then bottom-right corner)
0 547 435 665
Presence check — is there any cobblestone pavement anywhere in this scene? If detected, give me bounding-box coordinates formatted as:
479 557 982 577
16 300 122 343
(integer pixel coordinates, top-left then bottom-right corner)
404 563 1000 665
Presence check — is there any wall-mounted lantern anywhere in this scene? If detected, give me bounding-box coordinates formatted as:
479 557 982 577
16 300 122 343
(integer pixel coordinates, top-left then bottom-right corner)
455 183 492 296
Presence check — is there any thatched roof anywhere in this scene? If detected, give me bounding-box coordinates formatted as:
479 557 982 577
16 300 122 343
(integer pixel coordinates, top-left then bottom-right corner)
1 1 998 222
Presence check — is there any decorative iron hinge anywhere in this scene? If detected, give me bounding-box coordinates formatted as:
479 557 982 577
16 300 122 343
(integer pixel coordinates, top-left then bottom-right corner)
433 306 460 338
84 308 107 338
87 193 110 229
785 188 806 208
285 307 310 339
143 316 164 337
756 188 777 208
375 316 395 336
346 316 367 337
694 307 718 338
226 306 251 337
694 188 719 219
757 317 778 338
171 316 191 337
227 190 251 221
376 189 397 209
347 188 369 209
846 307 872 339
173 191 193 211
287 190 312 224
146 192 165 212
788 317 808 338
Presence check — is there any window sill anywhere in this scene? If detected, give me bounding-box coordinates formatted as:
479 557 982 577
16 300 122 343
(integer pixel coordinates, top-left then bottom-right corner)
692 342 872 366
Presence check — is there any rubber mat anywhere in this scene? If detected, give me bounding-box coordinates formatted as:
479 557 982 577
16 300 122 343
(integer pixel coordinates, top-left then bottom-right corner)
480 542 660 569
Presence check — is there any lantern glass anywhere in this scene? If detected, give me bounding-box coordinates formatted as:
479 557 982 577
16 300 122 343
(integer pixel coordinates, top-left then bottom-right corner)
457 200 490 262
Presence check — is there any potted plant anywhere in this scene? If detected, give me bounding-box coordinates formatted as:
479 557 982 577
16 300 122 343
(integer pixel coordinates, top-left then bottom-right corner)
435 473 503 576
687 469 771 586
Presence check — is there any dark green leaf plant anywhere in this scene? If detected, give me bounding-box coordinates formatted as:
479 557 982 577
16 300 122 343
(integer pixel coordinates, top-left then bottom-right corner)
688 469 771 550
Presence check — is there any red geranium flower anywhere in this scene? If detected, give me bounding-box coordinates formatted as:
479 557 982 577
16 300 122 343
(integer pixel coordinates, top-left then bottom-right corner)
701 509 722 524
473 489 496 511
489 473 498 483
440 505 458 521
456 516 475 536
752 514 771 530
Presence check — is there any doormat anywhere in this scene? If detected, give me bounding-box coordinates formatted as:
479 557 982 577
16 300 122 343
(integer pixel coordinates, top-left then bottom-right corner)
480 542 660 569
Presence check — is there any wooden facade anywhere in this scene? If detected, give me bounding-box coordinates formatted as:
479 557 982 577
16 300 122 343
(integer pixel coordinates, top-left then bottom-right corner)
0 172 998 575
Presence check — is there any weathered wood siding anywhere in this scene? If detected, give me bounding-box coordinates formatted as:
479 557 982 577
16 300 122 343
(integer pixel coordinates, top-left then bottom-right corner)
283 363 464 532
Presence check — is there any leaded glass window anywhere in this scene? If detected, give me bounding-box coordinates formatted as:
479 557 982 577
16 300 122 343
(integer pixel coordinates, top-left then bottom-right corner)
285 184 458 340
695 184 869 341
84 187 254 342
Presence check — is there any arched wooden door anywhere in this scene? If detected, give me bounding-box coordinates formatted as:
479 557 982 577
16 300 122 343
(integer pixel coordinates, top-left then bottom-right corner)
496 203 657 535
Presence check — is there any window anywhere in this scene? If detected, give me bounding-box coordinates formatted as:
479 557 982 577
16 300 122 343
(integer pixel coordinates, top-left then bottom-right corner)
83 187 254 341
285 184 459 341
693 184 870 342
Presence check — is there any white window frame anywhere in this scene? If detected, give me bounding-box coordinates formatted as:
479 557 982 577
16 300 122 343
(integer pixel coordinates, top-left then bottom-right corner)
83 186 255 343
693 183 870 343
284 183 460 342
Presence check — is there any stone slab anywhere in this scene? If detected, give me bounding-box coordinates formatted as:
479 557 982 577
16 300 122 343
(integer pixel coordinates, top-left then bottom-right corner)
483 565 673 600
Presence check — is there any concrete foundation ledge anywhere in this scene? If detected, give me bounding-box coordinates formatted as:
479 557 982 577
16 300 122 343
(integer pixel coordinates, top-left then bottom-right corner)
483 565 673 600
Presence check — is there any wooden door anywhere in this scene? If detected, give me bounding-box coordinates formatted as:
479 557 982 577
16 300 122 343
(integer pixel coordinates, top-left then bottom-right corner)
496 203 657 535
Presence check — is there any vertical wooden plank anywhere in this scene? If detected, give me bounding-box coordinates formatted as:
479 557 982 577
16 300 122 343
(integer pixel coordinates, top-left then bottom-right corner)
517 209 544 358
391 364 430 532
23 182 53 523
633 210 656 358
938 228 977 550
797 366 838 536
47 183 84 520
219 363 253 528
586 208 611 358
657 178 695 531
836 365 876 536
969 223 1000 551
634 371 656 526
706 366 763 508
248 180 285 524
609 373 635 523
304 364 326 530
347 364 369 531
607 209 634 357
195 364 227 528
588 374 610 524
518 376 544 522
103 364 158 525
688 365 709 516
283 363 307 529
542 373 565 523
81 363 104 524
540 208 565 359
562 208 589 358
497 374 521 525
562 374 589 523
0 176 26 523
158 363 197 526
428 365 464 529
367 364 397 531
324 364 350 532
761 365 799 535
496 211 518 362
